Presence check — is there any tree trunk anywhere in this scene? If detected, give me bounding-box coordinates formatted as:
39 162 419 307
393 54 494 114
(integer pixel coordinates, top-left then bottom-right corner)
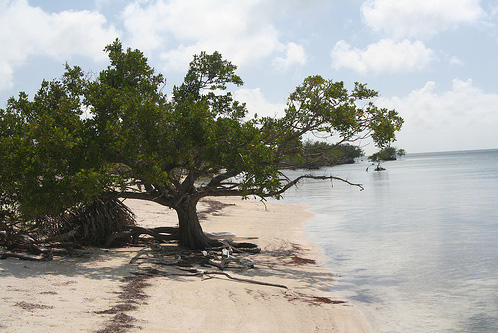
174 198 221 249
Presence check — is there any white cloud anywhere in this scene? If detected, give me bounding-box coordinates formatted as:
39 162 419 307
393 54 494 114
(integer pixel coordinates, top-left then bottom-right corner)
376 79 498 152
0 0 118 90
234 88 285 119
0 60 15 91
273 42 307 72
331 39 435 74
121 0 302 73
449 56 464 66
361 0 485 39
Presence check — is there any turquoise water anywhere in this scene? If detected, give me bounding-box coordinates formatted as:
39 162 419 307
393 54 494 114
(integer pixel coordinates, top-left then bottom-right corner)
277 149 498 332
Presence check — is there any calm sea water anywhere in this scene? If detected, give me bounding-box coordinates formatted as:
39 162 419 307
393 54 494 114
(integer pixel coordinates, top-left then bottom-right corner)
277 149 498 332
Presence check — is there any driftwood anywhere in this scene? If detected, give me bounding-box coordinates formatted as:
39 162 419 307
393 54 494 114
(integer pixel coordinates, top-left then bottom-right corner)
130 243 257 269
128 226 178 242
1 217 91 261
125 243 287 290
148 226 179 234
207 241 261 254
103 224 262 255
104 225 179 248
0 247 91 261
104 225 178 248
0 251 51 261
207 256 255 270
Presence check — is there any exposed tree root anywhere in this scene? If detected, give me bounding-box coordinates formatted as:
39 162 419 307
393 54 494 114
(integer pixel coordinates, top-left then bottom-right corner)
134 267 288 289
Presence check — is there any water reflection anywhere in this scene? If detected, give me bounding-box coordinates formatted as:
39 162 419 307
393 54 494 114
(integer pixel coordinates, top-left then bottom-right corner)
370 170 389 182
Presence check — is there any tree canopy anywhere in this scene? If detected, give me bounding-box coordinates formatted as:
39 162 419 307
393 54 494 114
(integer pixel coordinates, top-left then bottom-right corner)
0 39 403 249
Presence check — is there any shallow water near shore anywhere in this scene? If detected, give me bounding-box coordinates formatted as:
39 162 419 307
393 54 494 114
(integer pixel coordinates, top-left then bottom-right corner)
277 149 498 332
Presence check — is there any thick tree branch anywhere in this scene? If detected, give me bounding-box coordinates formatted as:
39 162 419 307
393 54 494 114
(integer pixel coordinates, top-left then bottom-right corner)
205 170 240 188
115 191 172 207
197 173 364 200
276 174 364 194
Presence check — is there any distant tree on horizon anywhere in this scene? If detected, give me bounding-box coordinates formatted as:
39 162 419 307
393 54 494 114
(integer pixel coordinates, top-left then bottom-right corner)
284 140 364 169
369 146 406 162
0 39 404 249
367 146 406 171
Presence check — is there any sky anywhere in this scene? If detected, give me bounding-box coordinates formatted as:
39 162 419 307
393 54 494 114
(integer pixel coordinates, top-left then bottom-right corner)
1 0 498 154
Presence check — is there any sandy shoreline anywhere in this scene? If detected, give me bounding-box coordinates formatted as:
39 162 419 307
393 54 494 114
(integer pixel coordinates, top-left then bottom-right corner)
0 197 370 333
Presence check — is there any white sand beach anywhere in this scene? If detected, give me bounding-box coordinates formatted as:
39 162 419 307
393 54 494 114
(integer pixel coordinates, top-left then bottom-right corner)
0 197 370 333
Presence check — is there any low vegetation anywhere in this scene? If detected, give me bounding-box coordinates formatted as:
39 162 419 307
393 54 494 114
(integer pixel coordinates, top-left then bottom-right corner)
283 141 364 169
